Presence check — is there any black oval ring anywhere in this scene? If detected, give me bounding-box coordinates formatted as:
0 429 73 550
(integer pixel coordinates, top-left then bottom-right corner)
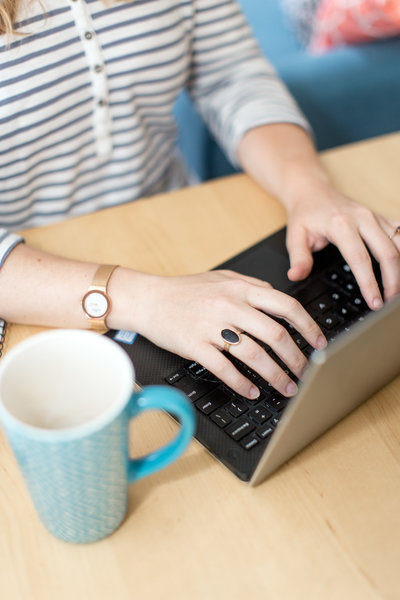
221 328 241 345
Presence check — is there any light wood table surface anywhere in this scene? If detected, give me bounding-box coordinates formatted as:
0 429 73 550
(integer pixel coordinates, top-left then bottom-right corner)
1 133 400 600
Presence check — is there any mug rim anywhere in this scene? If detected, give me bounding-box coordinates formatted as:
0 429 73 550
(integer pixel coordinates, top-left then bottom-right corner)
0 329 136 442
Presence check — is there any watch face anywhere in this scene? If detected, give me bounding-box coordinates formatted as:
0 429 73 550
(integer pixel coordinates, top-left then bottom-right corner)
83 291 109 318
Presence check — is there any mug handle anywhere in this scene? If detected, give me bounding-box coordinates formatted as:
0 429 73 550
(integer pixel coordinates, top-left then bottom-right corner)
127 385 195 483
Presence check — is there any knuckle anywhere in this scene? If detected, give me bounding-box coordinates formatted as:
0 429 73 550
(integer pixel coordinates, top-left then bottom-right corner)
268 366 289 389
269 324 288 344
223 368 248 393
302 319 320 337
355 204 374 220
226 278 247 294
274 292 302 314
291 351 307 373
284 295 301 313
331 212 352 230
207 293 231 313
212 358 236 382
244 342 265 364
349 249 370 267
382 247 400 263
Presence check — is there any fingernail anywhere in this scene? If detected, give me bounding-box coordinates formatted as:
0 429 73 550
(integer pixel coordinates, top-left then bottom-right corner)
317 335 327 350
373 297 383 310
285 382 298 397
248 386 260 400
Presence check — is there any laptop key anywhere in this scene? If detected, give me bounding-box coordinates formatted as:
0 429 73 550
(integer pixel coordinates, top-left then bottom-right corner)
165 369 186 385
329 291 345 303
350 296 368 311
302 344 314 359
336 305 355 319
240 434 260 451
292 333 307 350
258 378 274 394
257 424 274 440
291 279 327 305
325 270 344 287
227 399 248 417
318 313 342 330
308 295 335 315
195 389 227 415
266 395 288 412
210 409 232 428
173 375 217 402
186 361 208 378
344 282 358 294
341 263 352 275
225 417 255 441
237 362 260 382
249 407 272 424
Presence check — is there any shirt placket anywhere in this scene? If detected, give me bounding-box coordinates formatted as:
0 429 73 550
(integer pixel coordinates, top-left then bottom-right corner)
68 0 112 159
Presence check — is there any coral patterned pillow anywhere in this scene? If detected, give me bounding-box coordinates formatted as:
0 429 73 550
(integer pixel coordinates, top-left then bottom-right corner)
309 0 400 53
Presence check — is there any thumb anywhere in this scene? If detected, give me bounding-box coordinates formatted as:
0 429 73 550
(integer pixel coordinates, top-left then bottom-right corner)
286 226 314 281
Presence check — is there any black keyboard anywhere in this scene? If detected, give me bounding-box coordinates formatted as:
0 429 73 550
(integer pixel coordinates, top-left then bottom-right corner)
165 259 371 455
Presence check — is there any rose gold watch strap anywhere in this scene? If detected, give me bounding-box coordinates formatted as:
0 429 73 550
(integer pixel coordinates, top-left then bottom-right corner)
89 264 118 292
88 318 109 333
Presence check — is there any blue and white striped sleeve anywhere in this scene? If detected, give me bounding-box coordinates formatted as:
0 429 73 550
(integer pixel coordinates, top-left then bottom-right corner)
187 0 312 166
0 230 24 267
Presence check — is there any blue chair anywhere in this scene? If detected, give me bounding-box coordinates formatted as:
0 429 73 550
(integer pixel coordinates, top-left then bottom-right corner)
175 0 400 181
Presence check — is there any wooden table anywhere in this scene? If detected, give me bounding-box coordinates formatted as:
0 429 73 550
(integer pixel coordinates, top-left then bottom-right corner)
1 133 400 600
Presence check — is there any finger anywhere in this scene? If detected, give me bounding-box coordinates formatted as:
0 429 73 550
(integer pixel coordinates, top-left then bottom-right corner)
329 219 384 310
286 225 315 281
367 217 400 301
225 306 308 380
227 333 299 397
198 345 261 400
245 287 327 350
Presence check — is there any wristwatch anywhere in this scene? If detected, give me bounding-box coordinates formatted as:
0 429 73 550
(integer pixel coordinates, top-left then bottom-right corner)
82 264 118 332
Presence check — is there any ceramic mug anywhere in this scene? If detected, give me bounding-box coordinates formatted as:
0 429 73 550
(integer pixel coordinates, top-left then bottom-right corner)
0 329 195 544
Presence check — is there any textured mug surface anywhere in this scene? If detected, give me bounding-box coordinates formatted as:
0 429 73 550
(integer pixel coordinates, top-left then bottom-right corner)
0 330 195 543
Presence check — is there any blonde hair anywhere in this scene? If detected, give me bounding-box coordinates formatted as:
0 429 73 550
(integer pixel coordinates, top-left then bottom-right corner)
0 0 19 35
0 0 121 37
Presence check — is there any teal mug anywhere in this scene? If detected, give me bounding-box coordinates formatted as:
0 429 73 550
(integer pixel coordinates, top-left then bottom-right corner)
0 330 195 544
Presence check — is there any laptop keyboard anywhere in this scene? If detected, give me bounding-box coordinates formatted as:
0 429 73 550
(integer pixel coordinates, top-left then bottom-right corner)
165 260 371 454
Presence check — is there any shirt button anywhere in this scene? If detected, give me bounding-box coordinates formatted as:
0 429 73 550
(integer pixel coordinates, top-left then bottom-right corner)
97 99 108 107
94 64 103 73
84 31 93 40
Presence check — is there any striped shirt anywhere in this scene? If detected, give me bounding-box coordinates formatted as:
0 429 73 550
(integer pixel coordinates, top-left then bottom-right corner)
0 0 309 265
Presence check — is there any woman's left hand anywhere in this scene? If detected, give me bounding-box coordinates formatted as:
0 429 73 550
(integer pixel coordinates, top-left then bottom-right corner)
284 180 400 311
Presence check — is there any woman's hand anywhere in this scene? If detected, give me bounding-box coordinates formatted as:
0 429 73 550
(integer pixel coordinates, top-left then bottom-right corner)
284 180 400 310
0 242 327 401
237 123 400 310
131 270 327 400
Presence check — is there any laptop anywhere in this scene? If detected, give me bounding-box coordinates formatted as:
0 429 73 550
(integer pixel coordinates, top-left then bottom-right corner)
106 227 400 485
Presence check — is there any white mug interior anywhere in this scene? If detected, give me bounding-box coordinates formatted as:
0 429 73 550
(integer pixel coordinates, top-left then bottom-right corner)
0 330 135 433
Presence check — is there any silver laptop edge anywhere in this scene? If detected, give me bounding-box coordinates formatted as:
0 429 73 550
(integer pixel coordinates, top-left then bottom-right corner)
250 294 400 486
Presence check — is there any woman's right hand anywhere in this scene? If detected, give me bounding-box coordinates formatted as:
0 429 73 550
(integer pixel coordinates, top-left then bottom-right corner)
0 244 325 401
117 269 327 400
